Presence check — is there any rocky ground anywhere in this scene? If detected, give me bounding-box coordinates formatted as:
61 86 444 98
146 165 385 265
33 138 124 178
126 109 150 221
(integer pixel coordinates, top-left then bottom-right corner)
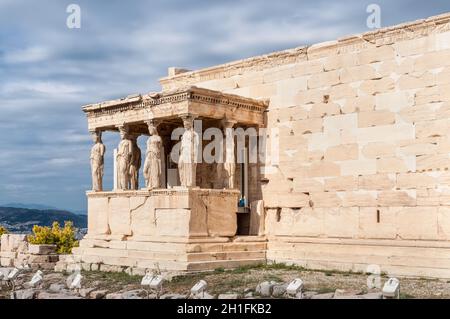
1 264 450 299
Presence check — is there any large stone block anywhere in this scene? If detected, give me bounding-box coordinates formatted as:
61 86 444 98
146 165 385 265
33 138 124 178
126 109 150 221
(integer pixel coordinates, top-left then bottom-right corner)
356 124 415 144
358 207 397 239
437 207 450 240
308 103 341 118
324 176 358 191
0 234 27 253
340 159 377 176
87 196 110 235
323 208 359 238
310 192 342 208
359 78 395 95
340 65 377 83
396 207 438 240
416 154 450 171
377 191 416 206
358 174 395 190
341 191 377 207
308 70 340 89
376 157 414 174
108 197 132 236
361 142 396 159
291 118 323 135
358 45 395 64
396 172 438 189
293 177 324 192
375 91 414 112
358 111 395 128
341 96 375 114
324 144 359 161
307 161 341 178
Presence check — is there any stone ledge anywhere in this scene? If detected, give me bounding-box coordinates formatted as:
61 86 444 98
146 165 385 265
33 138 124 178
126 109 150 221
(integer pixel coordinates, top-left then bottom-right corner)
159 12 450 89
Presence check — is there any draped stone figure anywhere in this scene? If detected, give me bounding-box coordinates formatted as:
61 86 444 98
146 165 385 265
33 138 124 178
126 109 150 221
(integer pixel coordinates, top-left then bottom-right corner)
90 131 106 191
143 125 162 189
116 127 133 190
129 135 141 190
223 120 236 189
178 117 199 188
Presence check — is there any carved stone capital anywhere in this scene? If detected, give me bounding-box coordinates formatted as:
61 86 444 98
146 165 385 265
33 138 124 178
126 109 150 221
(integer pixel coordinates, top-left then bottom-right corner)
180 114 197 129
222 119 237 129
145 119 160 135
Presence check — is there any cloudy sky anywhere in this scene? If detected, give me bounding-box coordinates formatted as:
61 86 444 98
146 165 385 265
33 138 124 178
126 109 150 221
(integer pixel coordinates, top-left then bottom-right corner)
1 0 450 212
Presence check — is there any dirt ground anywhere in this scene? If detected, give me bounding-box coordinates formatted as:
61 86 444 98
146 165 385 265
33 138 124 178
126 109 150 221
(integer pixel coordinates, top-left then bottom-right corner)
2 264 450 299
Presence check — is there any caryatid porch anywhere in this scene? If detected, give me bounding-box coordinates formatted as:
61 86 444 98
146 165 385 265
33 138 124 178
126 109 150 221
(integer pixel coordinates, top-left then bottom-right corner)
72 86 268 272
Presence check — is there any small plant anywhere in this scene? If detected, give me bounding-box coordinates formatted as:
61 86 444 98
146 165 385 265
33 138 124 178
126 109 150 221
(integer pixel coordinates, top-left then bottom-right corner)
0 225 8 236
28 221 79 254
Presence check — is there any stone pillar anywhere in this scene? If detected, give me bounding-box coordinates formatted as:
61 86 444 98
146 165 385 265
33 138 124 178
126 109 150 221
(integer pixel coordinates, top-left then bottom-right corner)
116 125 133 190
178 115 199 188
89 130 105 192
223 119 237 189
129 133 141 190
143 120 163 189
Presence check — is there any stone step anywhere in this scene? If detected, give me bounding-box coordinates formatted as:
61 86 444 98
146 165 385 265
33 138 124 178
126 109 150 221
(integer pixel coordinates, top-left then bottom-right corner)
187 250 266 262
268 240 450 259
187 242 267 253
187 259 265 271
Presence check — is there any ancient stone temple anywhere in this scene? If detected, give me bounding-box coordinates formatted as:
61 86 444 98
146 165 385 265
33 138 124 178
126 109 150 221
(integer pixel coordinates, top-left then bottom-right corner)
72 87 268 272
72 12 450 278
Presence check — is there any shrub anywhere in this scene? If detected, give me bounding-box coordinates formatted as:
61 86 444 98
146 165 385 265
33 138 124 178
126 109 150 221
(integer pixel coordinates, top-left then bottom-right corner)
0 225 8 236
28 221 79 254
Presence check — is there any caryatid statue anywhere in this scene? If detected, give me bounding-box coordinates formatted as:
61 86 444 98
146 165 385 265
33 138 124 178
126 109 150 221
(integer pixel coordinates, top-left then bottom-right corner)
116 126 133 190
129 134 141 190
223 120 237 189
178 115 200 188
143 121 162 189
90 130 106 191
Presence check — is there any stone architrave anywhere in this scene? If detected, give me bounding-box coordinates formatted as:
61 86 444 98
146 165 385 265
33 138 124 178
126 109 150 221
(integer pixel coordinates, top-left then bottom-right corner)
143 120 162 189
116 126 133 190
223 120 237 189
90 130 106 191
129 134 141 190
179 115 199 188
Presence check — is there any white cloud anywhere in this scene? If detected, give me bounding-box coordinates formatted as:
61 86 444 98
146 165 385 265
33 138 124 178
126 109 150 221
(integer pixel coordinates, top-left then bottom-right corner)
3 46 51 64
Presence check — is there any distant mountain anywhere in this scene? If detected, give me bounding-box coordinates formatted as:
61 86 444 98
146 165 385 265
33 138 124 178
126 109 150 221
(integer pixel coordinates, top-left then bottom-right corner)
1 203 86 215
0 207 87 233
2 202 59 210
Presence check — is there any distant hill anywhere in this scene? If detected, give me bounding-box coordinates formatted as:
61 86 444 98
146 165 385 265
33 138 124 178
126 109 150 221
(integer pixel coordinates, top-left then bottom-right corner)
2 202 59 210
0 206 87 233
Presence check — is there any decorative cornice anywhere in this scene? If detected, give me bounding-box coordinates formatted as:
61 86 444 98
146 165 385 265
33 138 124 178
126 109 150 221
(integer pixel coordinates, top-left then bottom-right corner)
159 12 450 88
86 188 240 198
82 86 267 118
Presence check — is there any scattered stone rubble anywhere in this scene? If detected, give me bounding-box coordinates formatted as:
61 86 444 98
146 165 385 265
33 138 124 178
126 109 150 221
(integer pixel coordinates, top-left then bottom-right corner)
0 234 59 270
0 268 395 299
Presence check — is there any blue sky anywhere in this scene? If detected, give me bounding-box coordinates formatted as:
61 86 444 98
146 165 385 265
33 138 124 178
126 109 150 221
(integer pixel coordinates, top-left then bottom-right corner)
1 0 450 212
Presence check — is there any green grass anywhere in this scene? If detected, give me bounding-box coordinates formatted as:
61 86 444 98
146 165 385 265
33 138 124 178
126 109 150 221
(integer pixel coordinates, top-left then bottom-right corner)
316 287 335 294
400 292 415 299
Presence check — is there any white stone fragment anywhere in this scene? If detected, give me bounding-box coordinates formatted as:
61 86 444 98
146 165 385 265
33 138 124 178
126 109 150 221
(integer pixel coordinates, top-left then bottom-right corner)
286 278 304 296
7 268 19 280
141 274 164 290
29 270 44 287
191 280 207 295
67 273 83 289
382 278 400 299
